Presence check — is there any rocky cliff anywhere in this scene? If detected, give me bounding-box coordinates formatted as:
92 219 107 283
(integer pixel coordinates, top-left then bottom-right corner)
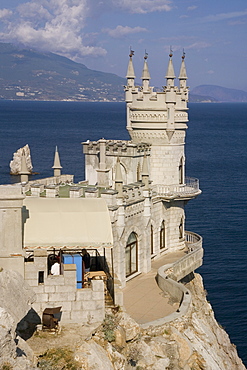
0 269 245 369
80 273 245 370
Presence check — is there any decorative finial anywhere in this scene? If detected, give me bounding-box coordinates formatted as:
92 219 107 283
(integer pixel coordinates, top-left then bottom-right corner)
182 49 185 60
144 50 148 60
169 46 173 58
129 47 134 58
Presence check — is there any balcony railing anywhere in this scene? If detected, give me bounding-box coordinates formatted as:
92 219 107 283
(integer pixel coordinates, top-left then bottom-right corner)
152 177 201 199
171 231 203 281
185 230 202 250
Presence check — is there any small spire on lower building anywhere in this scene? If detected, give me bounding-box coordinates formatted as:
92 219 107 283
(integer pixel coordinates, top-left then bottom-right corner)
52 146 62 177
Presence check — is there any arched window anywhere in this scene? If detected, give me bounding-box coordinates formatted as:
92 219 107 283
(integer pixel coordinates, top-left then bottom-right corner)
179 217 184 240
179 157 184 185
125 232 138 277
150 225 154 255
160 221 166 250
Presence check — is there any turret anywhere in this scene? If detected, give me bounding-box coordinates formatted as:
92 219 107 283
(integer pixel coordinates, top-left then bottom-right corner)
52 146 62 177
126 50 135 89
20 150 30 183
141 52 150 93
179 51 188 90
165 49 176 88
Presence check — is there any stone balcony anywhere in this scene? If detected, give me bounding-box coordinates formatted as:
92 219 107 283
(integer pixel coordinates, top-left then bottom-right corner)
151 177 201 201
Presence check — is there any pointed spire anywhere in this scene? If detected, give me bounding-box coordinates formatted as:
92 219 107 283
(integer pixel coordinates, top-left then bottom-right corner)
141 51 150 80
126 49 136 88
165 47 176 89
20 150 29 182
179 50 187 80
52 146 62 177
141 51 151 93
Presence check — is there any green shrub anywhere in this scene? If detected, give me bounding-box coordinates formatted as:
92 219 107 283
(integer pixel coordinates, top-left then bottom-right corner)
102 314 116 342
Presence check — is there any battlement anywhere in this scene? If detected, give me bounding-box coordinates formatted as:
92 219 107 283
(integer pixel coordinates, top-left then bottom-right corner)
83 139 151 157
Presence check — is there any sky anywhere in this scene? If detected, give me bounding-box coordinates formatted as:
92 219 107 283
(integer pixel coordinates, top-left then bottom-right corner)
0 0 246 91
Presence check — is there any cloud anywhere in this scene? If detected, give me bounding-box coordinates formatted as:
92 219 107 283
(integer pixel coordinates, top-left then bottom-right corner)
228 19 246 26
187 6 197 11
203 9 247 22
114 0 172 14
103 25 147 38
0 0 106 58
207 70 214 74
186 41 211 50
0 8 12 19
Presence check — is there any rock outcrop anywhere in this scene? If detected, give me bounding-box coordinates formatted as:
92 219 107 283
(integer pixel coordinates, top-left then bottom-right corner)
0 269 37 369
10 144 33 175
74 273 245 370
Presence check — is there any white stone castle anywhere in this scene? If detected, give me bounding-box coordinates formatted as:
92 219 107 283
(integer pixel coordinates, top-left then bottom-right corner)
0 52 203 325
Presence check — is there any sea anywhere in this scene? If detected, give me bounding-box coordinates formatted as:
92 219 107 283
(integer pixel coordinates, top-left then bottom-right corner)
0 100 246 365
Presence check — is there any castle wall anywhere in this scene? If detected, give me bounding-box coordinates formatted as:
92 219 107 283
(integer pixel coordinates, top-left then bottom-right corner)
83 140 151 187
0 185 25 276
25 252 105 324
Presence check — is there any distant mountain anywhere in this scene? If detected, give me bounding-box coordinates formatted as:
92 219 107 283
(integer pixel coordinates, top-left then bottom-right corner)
0 43 125 101
190 85 247 103
189 93 218 103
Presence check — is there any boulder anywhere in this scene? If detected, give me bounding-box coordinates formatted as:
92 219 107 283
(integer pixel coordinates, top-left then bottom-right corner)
0 269 36 326
117 311 140 341
0 307 16 358
74 340 114 370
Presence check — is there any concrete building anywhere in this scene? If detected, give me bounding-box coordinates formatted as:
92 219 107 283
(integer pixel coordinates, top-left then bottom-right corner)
0 52 203 325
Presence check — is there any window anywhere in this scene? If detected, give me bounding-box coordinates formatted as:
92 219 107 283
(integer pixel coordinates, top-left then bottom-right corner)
179 157 184 185
151 225 154 255
38 271 44 284
125 232 138 277
160 221 166 249
179 218 184 239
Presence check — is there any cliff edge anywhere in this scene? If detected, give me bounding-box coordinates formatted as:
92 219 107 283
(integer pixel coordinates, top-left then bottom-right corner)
24 273 246 369
0 268 244 369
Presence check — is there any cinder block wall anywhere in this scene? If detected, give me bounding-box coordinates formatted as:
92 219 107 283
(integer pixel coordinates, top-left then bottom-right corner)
24 254 105 324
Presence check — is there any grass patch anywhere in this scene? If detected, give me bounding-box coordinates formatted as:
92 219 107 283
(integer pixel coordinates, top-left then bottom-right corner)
37 348 79 370
0 363 13 370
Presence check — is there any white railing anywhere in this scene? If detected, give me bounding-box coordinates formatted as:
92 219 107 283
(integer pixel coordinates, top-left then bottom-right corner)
152 177 200 198
171 231 203 281
185 230 202 250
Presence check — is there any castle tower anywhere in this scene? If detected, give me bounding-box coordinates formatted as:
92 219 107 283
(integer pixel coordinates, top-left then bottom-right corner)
52 146 62 177
125 51 189 186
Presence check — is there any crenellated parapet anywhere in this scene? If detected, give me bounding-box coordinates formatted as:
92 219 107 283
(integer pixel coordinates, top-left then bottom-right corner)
83 139 151 157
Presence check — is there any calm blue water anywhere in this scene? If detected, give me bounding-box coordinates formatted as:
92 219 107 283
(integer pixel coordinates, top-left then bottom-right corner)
0 101 246 365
